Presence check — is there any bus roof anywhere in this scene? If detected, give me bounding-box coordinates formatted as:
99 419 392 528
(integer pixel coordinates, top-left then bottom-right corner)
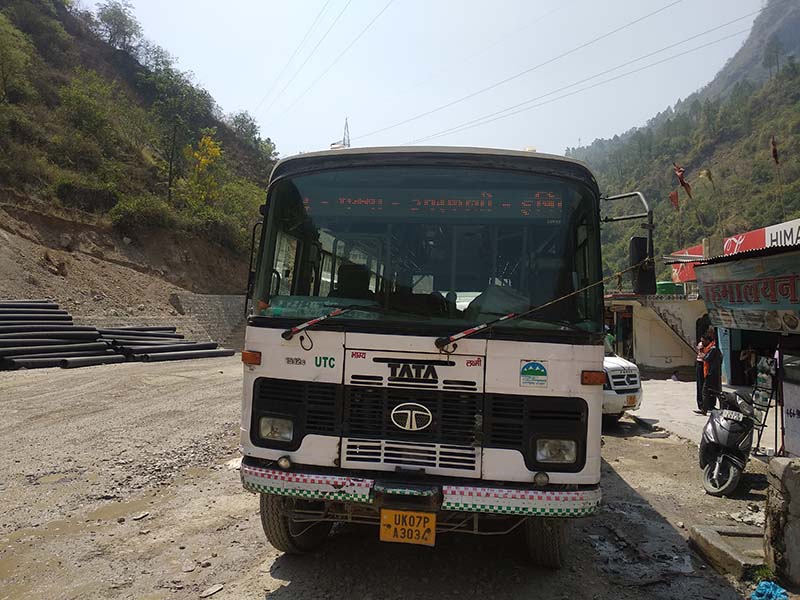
269 146 598 192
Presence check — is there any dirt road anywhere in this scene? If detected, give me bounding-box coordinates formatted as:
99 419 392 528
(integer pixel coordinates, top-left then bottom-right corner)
1 357 766 599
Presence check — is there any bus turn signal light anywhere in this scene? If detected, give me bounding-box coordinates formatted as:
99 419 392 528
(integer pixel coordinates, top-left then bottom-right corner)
242 350 262 366
581 370 606 385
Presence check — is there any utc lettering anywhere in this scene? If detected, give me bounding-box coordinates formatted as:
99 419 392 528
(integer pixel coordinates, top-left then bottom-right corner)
315 356 335 368
388 363 438 381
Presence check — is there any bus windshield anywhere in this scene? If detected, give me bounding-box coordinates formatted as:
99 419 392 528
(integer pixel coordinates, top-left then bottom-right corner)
253 164 603 333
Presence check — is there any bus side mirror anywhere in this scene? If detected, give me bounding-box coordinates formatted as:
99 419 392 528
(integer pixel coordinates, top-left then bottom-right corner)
259 204 267 216
245 221 263 316
630 236 656 295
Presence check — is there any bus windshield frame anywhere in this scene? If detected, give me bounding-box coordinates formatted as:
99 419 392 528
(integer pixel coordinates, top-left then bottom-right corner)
252 159 604 340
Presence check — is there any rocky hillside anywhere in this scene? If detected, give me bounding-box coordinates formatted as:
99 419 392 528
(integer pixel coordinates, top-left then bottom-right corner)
567 0 800 279
0 0 275 264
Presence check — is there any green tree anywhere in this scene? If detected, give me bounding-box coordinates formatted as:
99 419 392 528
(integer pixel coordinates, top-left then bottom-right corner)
762 34 784 79
96 0 141 52
0 13 34 103
227 110 261 149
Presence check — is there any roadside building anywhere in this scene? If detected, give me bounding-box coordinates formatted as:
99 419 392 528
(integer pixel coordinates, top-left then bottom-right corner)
693 245 800 457
604 291 707 371
668 216 800 389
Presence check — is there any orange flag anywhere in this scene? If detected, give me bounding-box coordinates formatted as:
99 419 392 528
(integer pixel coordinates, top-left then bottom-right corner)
669 190 680 210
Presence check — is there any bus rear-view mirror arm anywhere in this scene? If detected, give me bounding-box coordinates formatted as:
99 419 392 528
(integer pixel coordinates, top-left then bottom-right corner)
601 192 656 296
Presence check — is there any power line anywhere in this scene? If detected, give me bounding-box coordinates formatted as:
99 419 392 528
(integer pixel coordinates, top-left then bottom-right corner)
352 0 682 141
253 0 332 113
405 0 785 144
395 2 566 100
279 0 395 115
260 0 353 118
405 28 752 145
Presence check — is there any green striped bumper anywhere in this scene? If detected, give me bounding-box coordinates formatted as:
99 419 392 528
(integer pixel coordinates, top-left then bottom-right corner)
241 462 601 517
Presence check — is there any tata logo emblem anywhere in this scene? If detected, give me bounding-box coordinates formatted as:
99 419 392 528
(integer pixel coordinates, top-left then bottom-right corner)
390 403 433 432
388 362 438 381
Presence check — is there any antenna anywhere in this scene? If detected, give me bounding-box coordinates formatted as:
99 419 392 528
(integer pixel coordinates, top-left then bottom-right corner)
330 117 351 149
342 117 350 148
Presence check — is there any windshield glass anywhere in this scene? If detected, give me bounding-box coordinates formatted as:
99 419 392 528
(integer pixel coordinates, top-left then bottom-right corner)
253 164 602 333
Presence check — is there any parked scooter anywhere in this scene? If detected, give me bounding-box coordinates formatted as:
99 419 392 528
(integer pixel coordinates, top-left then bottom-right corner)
698 391 756 496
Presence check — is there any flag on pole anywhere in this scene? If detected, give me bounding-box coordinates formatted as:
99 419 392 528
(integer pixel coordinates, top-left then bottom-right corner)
669 190 680 210
698 168 715 190
771 135 780 165
673 162 693 199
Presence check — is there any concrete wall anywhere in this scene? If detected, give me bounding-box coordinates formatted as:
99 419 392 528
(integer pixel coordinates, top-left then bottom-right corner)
606 297 706 369
174 293 246 349
75 294 247 348
765 458 800 586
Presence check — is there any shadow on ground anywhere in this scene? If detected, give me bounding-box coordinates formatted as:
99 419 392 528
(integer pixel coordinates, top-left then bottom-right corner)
257 457 745 600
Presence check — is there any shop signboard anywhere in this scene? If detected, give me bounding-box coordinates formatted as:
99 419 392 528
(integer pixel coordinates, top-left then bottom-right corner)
670 244 704 283
694 249 800 334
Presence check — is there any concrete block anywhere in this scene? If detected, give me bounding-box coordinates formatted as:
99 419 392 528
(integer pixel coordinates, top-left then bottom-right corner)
768 458 800 511
765 457 800 586
689 525 764 580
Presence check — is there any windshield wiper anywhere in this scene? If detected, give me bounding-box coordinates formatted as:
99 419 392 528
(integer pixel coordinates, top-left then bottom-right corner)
280 303 414 340
435 311 594 350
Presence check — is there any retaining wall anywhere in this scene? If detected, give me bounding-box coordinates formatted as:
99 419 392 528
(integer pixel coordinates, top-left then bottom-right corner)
173 293 246 349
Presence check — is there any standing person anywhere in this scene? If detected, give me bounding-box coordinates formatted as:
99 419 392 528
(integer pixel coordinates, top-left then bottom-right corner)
739 345 757 386
702 332 723 414
694 338 706 413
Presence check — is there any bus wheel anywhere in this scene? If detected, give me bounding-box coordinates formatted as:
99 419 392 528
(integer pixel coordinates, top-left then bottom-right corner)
524 517 569 569
259 494 332 554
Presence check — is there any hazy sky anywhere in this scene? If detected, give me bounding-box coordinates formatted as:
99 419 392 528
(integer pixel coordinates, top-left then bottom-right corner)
94 0 762 157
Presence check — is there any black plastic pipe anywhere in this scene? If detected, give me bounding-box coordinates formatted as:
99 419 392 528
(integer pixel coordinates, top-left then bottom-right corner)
0 302 60 310
0 338 96 347
121 342 218 354
0 309 69 315
0 299 53 304
3 357 64 369
97 328 184 339
61 355 126 368
0 314 73 321
0 342 108 357
100 335 194 346
137 349 235 362
11 349 116 360
0 325 95 334
109 326 178 333
0 331 99 340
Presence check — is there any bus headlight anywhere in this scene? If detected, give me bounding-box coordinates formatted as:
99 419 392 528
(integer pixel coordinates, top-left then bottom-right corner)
259 416 294 442
536 439 577 463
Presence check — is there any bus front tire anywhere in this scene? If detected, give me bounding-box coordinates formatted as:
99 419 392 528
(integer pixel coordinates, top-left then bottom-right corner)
524 517 569 569
259 494 332 554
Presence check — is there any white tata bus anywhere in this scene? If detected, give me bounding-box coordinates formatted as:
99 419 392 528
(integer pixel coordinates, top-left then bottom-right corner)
240 147 654 568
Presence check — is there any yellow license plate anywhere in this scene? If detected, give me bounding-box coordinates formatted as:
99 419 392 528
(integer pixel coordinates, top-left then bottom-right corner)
626 395 637 407
379 509 436 546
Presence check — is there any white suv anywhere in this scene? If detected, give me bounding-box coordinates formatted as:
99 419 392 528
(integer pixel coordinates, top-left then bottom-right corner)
602 352 643 424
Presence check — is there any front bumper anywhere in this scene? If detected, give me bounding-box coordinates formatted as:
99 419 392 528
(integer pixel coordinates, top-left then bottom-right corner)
602 388 642 415
241 459 601 518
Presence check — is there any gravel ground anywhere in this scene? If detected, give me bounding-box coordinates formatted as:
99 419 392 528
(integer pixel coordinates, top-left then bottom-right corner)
0 357 776 599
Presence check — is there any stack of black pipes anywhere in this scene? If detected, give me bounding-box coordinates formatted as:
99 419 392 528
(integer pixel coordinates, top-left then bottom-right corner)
1 300 234 371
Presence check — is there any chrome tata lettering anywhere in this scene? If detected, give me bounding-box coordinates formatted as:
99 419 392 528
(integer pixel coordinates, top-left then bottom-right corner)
388 362 438 381
390 403 433 431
